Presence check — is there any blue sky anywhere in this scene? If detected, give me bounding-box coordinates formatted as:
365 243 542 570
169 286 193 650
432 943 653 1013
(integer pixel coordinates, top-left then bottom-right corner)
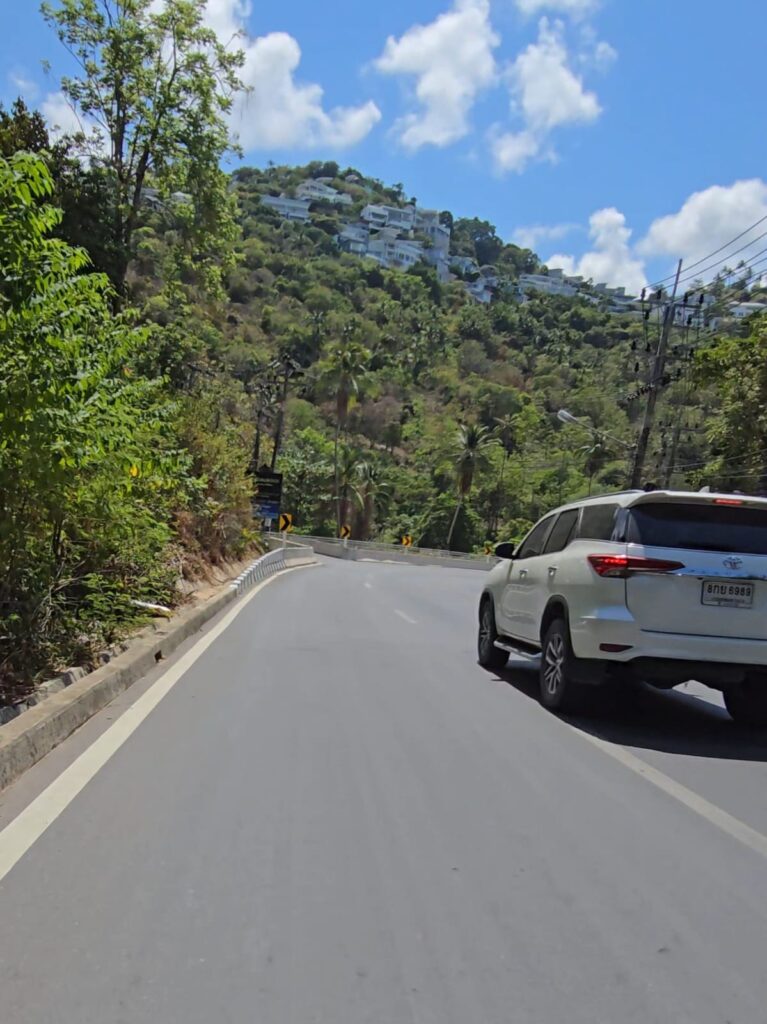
3 0 767 293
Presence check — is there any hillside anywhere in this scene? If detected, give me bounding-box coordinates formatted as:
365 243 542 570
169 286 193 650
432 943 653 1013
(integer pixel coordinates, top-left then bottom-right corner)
130 158 767 555
148 160 713 544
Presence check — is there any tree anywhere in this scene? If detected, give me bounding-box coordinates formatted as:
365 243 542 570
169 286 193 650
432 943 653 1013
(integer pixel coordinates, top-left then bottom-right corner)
0 98 51 156
490 413 517 533
318 329 370 533
0 153 179 690
42 0 244 296
0 97 120 279
337 446 361 532
699 316 767 491
356 461 390 539
452 217 503 266
446 424 498 549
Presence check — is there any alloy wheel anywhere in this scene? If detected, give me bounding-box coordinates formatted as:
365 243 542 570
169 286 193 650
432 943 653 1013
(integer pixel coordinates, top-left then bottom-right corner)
543 634 565 696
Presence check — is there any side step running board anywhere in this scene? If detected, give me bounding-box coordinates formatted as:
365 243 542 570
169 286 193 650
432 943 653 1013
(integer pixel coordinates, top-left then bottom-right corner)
494 640 540 661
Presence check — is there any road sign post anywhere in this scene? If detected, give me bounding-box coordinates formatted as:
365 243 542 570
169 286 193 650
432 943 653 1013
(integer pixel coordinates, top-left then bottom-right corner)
252 466 283 525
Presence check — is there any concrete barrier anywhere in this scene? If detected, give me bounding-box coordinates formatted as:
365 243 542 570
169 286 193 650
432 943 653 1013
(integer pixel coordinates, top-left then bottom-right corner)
0 547 317 793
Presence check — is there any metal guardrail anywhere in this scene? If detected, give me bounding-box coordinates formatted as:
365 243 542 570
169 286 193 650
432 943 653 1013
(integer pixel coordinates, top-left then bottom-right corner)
287 534 494 563
231 545 315 594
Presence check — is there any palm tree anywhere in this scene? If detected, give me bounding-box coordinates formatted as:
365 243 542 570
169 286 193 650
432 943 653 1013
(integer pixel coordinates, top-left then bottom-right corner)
491 413 517 533
319 330 370 533
446 424 498 550
356 461 390 539
336 446 363 533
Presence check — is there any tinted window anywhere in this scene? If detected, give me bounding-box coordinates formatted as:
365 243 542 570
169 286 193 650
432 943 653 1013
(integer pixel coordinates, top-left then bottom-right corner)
579 503 619 541
627 503 767 555
516 516 555 559
543 510 579 554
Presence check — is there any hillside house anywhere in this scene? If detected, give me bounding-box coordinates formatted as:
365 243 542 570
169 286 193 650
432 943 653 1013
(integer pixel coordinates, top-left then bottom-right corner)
519 271 578 298
337 223 370 255
260 194 312 222
360 204 417 231
296 180 353 206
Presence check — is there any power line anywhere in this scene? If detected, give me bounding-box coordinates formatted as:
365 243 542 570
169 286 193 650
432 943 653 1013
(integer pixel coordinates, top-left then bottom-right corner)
671 445 767 473
649 213 767 289
674 236 767 290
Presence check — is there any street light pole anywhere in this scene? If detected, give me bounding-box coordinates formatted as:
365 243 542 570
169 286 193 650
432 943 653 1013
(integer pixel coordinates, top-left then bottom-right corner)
557 409 634 452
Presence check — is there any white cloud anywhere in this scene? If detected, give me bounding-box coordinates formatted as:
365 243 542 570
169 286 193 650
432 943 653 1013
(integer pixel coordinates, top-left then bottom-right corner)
548 207 648 294
512 220 579 250
512 18 601 130
200 0 250 41
639 179 767 277
490 129 541 173
515 0 599 17
233 33 381 149
592 39 618 70
8 69 39 100
157 0 380 149
492 17 603 173
40 92 86 139
374 0 500 150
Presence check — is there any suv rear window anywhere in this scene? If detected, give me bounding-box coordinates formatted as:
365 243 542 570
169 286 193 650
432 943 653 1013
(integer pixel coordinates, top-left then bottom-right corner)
627 502 767 555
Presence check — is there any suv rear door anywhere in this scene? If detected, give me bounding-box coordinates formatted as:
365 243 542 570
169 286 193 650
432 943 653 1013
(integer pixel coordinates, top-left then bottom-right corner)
503 510 579 643
623 497 767 640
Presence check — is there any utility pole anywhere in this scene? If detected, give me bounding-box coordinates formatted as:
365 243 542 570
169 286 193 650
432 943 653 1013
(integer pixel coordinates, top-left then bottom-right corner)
630 259 683 488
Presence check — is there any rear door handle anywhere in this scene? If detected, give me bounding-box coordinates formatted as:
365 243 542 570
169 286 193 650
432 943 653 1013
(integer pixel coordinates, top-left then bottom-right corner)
548 566 558 576
519 568 528 579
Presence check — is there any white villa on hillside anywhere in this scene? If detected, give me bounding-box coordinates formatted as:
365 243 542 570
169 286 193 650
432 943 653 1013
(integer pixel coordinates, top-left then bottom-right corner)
519 270 578 298
730 301 767 320
337 223 370 255
367 230 424 270
296 180 353 206
361 204 417 231
260 194 312 222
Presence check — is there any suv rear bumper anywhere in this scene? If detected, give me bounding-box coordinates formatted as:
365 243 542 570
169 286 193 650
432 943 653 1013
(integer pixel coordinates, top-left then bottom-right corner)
571 613 767 670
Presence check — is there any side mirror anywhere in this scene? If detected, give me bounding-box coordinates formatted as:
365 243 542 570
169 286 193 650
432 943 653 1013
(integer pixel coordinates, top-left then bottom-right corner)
494 542 516 560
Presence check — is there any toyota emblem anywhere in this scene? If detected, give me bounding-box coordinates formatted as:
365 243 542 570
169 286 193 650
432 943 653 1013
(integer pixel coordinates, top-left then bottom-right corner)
723 556 743 570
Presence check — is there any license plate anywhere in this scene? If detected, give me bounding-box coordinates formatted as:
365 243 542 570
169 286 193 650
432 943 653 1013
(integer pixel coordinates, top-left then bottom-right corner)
701 580 754 608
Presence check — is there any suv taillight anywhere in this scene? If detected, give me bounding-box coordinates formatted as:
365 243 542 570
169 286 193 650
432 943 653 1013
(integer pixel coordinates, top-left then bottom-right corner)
587 555 685 578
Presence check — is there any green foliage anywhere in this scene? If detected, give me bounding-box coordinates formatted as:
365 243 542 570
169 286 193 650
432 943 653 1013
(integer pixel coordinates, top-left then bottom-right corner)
0 154 180 694
698 316 767 491
42 0 245 295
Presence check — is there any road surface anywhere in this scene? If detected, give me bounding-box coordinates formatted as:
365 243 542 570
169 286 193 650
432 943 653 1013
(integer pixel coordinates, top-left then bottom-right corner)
2 556 767 1023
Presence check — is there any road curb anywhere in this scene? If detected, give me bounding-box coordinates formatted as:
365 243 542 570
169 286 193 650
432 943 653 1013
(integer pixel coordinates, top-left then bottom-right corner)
0 547 316 794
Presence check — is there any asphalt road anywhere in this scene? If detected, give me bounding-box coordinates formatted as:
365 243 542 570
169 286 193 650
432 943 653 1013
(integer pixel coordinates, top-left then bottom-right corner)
2 556 767 1023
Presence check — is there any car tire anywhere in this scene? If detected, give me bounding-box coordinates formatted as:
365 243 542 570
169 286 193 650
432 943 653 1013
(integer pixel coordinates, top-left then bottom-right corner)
724 680 767 727
478 598 509 671
540 618 587 714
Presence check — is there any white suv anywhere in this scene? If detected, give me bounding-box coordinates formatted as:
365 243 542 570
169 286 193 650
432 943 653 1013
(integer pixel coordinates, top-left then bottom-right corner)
478 489 767 724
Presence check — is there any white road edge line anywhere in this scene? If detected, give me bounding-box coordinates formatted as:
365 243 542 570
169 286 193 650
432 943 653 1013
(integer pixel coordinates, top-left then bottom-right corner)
0 564 316 885
563 720 767 861
394 609 417 625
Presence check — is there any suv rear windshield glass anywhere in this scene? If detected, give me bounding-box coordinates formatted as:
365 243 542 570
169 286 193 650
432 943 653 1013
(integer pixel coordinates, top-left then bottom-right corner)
627 503 767 555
